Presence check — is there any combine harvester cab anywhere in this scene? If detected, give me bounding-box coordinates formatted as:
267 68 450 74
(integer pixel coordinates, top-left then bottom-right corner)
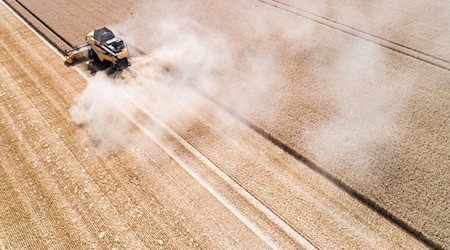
65 27 130 71
86 27 130 70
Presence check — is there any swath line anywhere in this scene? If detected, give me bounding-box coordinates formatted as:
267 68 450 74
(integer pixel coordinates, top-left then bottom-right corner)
2 0 439 248
69 67 317 248
115 104 282 249
0 7 282 246
122 94 318 250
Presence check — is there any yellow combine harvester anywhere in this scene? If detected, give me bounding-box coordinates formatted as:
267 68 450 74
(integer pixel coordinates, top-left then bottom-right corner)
64 27 130 70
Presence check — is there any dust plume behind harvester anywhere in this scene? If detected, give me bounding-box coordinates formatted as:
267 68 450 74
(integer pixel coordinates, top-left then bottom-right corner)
64 27 130 70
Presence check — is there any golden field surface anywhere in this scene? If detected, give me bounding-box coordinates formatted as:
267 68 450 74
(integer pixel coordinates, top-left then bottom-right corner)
1 0 449 248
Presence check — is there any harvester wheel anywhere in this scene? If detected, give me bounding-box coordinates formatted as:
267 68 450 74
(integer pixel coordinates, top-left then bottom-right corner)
89 49 100 62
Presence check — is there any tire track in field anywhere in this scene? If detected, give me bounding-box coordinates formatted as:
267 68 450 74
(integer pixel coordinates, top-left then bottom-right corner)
135 81 425 249
0 55 151 248
0 30 212 249
1 4 267 248
0 18 167 248
114 96 316 249
2 0 440 248
12 24 247 249
258 0 450 72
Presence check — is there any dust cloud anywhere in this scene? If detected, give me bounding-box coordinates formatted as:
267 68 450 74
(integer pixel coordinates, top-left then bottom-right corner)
301 0 415 169
70 1 291 150
71 0 412 168
70 21 228 149
305 40 412 166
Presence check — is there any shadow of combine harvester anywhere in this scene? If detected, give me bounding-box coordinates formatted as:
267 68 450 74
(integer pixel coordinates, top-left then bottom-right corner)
64 27 130 73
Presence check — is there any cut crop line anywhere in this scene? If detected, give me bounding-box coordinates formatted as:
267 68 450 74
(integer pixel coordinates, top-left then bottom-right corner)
190 83 442 249
2 0 441 248
122 94 317 250
69 66 315 248
258 0 450 72
13 0 73 47
1 59 151 248
8 1 315 243
0 5 242 246
1 0 72 53
116 105 281 250
0 0 66 57
2 0 307 248
69 71 315 247
0 2 150 247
